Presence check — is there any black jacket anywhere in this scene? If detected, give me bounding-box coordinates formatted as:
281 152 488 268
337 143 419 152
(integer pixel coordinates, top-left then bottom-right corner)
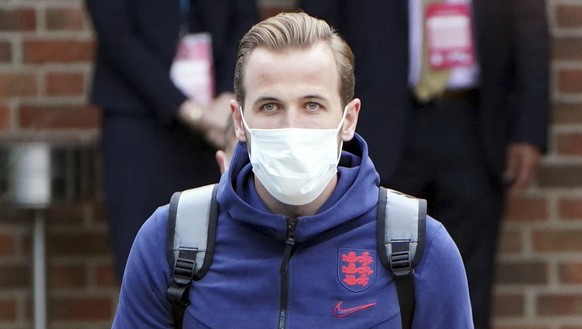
301 0 549 180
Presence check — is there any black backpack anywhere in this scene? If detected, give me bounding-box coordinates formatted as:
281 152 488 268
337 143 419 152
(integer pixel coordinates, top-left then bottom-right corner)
166 184 426 329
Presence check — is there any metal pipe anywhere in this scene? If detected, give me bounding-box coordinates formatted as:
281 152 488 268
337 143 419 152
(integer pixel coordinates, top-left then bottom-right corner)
33 209 46 329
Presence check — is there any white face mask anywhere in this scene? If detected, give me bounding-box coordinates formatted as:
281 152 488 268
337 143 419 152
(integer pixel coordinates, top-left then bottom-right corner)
241 108 346 206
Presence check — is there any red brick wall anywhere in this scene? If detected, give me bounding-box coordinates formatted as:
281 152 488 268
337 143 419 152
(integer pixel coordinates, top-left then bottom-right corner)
492 1 582 328
1 0 581 328
0 0 110 328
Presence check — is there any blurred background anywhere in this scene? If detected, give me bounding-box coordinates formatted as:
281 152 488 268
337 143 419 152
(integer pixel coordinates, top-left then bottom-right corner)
0 0 580 328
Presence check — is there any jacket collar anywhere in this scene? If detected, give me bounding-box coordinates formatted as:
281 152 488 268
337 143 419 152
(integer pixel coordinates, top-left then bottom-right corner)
217 134 380 242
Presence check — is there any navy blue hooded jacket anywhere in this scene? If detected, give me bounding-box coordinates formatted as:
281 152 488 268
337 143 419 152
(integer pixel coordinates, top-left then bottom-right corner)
112 134 473 328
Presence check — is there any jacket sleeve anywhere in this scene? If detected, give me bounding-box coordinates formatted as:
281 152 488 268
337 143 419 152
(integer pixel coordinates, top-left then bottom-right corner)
84 0 186 123
84 0 258 124
412 219 475 329
112 207 174 328
507 0 550 151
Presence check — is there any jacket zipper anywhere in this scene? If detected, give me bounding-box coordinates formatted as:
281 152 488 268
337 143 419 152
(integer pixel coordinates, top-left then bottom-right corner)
278 217 297 329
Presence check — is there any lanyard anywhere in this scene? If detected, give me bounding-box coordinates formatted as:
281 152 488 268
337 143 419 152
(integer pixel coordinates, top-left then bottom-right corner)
179 0 190 36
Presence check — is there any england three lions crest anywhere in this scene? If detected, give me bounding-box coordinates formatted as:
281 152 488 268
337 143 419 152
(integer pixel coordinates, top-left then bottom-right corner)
338 248 377 292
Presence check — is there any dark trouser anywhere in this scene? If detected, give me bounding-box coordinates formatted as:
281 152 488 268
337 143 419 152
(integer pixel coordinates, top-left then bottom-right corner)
101 113 220 281
386 97 504 329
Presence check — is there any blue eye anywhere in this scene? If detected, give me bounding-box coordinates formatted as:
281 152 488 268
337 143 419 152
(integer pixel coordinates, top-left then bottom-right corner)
306 102 320 111
261 103 277 112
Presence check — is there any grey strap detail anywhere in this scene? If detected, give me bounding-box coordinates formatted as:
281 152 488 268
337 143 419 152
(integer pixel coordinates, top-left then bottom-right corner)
383 189 424 265
173 184 215 273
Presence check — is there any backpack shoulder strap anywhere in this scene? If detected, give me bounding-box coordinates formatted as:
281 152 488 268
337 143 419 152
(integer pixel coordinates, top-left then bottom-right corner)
166 184 219 329
377 186 427 329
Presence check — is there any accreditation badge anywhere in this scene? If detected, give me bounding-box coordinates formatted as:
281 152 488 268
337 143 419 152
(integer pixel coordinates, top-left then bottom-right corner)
425 3 475 69
170 33 215 105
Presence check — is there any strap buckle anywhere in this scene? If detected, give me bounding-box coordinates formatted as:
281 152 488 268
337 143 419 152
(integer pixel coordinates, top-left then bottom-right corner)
173 247 198 285
390 240 413 277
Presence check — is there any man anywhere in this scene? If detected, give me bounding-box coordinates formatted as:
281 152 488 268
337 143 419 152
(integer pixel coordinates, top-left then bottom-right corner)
84 0 257 280
112 13 473 328
300 1 549 328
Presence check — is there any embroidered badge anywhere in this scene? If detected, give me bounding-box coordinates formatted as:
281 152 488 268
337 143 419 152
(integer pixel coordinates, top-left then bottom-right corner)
333 300 377 318
338 248 376 292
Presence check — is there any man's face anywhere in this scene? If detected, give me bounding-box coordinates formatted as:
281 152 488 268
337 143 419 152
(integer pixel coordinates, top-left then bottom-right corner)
238 42 345 131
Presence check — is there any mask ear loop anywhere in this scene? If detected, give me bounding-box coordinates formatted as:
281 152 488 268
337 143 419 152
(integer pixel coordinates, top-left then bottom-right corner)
336 106 349 130
239 106 250 130
239 107 255 158
335 106 349 161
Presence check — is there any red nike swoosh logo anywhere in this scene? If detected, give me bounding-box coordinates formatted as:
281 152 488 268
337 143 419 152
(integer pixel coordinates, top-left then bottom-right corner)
333 300 377 318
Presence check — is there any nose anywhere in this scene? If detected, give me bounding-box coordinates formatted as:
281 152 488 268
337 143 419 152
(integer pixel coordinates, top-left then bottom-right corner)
281 108 301 128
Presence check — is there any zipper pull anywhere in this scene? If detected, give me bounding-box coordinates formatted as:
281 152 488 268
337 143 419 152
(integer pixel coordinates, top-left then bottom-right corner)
280 217 297 274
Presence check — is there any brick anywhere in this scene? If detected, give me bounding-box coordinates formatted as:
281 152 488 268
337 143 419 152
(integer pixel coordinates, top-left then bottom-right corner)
0 41 11 62
498 226 523 254
492 293 524 318
553 37 582 62
538 165 582 188
22 39 94 63
18 104 100 129
47 231 110 257
45 204 86 226
533 229 582 252
553 102 582 125
49 263 86 288
49 296 113 321
92 202 107 225
0 208 31 225
495 260 548 285
0 8 36 32
46 6 85 31
556 132 582 156
0 104 10 129
556 4 582 29
559 262 582 284
559 197 582 220
0 72 37 97
504 194 548 222
0 265 29 289
537 293 582 316
94 263 118 288
558 69 582 94
45 72 85 96
0 298 17 321
0 232 15 257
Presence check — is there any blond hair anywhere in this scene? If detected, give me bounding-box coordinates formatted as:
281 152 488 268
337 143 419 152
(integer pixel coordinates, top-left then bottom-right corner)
234 12 355 107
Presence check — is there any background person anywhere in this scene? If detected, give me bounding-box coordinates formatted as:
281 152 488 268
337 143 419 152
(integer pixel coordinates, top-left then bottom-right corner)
300 1 549 328
84 0 258 281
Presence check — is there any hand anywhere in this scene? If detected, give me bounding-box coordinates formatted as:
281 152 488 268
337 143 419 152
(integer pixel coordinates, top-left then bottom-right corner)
203 92 234 148
178 92 234 148
504 143 542 195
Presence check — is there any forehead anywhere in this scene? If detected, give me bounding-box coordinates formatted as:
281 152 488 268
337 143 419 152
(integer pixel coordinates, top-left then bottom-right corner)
242 42 340 102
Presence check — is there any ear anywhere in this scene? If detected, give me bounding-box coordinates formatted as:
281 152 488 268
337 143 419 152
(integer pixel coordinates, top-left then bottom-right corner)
340 98 361 141
230 99 247 142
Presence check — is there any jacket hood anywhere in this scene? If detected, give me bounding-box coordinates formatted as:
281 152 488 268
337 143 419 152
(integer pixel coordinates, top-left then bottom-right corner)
216 133 381 243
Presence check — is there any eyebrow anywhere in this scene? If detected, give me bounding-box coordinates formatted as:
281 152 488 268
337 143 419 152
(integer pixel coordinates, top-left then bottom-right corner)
252 96 280 107
251 95 329 108
302 95 328 102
